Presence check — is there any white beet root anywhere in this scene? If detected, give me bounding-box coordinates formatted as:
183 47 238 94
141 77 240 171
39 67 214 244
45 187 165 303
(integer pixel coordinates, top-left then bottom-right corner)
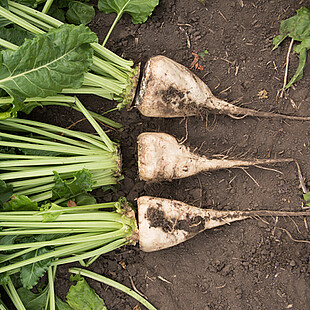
137 196 310 252
137 196 247 252
135 55 310 120
137 132 293 181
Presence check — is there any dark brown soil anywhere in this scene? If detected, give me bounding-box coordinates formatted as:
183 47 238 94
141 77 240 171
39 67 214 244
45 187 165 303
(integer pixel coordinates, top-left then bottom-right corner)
31 0 310 309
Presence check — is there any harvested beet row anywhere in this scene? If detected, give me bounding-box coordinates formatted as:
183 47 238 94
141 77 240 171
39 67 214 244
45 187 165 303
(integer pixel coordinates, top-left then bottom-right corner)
138 196 310 252
137 132 293 181
134 55 310 121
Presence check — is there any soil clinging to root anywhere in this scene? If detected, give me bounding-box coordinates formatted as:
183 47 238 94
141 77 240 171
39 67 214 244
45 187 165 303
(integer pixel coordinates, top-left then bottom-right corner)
146 205 206 234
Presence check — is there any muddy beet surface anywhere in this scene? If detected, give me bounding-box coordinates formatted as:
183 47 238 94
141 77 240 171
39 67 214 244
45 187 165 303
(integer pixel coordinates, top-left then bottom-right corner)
26 0 310 309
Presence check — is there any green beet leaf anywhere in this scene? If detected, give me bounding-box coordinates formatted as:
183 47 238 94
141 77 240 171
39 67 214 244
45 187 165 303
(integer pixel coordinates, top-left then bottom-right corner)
98 0 159 24
0 0 8 7
17 287 48 310
19 145 62 156
0 25 34 49
40 203 65 222
0 24 97 105
2 195 38 211
273 7 310 89
35 232 70 242
303 191 310 204
0 179 13 206
0 235 17 246
66 1 95 25
49 6 66 22
56 297 73 310
66 275 107 310
0 272 9 285
285 47 307 88
51 0 71 9
75 193 97 206
20 247 53 289
19 100 42 115
279 7 310 41
52 169 95 200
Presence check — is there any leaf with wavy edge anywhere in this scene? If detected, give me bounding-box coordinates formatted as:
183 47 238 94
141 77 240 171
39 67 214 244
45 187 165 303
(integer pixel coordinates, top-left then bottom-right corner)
98 0 159 24
20 247 52 289
0 24 97 105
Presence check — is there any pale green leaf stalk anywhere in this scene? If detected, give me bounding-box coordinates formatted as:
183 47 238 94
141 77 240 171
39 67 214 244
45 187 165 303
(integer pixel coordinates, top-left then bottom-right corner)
69 268 157 310
3 276 26 310
0 103 121 202
0 200 138 277
48 266 55 310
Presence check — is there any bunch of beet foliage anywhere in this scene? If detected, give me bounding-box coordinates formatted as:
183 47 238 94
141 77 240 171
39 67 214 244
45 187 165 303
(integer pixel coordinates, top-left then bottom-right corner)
0 196 139 309
0 99 144 309
273 7 310 89
0 99 121 202
0 0 158 118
